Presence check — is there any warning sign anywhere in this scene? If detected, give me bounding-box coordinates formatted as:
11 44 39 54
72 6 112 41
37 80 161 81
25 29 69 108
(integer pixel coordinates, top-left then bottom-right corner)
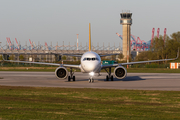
170 63 180 69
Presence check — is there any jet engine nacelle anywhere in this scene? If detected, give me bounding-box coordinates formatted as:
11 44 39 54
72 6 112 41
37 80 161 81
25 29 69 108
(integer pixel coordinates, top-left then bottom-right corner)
114 66 127 79
55 67 68 79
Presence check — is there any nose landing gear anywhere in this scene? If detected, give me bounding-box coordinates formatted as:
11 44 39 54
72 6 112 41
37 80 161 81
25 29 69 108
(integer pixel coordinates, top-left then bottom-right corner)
89 77 94 83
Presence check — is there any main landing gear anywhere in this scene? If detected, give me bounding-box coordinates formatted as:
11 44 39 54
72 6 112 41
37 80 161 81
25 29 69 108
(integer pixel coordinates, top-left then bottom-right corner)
104 68 114 81
68 68 75 82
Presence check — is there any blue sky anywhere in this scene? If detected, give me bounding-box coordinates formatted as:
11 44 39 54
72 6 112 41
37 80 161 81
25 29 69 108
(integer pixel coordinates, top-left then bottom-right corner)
0 0 180 47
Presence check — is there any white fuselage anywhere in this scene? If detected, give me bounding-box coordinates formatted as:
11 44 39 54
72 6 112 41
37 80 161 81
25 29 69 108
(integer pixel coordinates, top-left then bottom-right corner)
80 51 101 73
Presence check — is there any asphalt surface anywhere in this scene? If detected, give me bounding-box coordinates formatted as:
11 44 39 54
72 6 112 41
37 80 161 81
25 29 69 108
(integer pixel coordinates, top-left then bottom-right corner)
0 71 180 91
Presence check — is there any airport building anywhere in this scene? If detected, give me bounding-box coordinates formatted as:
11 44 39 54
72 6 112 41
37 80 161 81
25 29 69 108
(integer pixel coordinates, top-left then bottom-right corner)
0 43 122 62
120 11 132 61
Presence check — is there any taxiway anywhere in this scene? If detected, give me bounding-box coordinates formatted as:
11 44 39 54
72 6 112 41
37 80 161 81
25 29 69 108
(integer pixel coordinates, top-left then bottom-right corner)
0 71 180 91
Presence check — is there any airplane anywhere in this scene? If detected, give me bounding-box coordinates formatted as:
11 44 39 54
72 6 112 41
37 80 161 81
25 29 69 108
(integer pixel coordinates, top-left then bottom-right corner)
1 23 179 83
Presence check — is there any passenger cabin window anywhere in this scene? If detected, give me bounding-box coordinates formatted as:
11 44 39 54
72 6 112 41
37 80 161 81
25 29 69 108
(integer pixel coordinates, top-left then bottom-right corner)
83 57 99 61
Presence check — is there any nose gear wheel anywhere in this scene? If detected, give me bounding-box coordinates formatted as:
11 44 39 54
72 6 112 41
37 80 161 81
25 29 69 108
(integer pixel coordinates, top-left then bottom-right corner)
89 77 94 83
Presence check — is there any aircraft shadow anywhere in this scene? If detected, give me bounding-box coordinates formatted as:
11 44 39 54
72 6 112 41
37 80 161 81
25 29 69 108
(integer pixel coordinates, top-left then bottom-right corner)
68 76 146 82
97 76 145 82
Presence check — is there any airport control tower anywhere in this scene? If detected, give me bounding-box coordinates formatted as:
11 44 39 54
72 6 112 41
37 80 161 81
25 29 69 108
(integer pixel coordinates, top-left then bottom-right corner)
120 12 132 62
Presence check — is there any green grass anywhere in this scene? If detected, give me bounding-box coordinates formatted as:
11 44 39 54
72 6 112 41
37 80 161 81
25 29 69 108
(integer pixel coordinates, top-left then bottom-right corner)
0 86 180 119
0 68 55 72
127 68 180 73
1 67 180 73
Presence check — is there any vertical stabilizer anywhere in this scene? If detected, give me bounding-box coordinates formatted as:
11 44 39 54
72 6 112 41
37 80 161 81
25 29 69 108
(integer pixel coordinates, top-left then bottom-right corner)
89 23 91 51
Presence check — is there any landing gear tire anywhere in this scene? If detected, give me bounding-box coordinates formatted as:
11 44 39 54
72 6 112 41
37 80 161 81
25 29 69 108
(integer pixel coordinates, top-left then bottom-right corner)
89 78 92 83
89 77 94 83
106 75 109 81
68 76 71 82
105 75 113 81
68 68 75 82
73 76 75 81
111 75 114 81
105 68 113 81
92 78 94 83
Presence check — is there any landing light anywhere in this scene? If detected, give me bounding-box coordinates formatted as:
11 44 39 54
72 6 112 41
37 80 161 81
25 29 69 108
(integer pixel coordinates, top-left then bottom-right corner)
89 72 94 76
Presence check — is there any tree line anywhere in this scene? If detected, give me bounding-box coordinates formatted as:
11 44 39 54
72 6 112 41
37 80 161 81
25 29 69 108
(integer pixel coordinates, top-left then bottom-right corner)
135 31 180 62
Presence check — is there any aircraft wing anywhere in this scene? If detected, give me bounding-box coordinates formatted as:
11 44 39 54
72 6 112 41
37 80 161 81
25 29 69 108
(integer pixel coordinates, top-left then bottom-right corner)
120 57 177 66
101 57 177 69
2 57 80 69
101 49 179 69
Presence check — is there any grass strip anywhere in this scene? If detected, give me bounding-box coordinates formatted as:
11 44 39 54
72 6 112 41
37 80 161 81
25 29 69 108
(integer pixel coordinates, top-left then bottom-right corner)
0 86 180 119
0 67 180 73
127 68 180 73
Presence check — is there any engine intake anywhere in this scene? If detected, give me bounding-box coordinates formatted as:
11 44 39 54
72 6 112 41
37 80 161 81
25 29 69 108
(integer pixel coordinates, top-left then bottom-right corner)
114 66 127 79
55 67 68 79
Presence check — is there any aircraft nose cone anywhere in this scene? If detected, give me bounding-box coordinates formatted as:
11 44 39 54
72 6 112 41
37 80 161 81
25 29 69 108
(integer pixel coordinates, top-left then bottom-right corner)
86 63 96 71
83 62 99 72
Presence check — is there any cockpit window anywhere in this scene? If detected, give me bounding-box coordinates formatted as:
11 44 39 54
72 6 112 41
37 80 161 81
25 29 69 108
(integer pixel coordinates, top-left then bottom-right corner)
87 58 91 61
83 57 99 61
